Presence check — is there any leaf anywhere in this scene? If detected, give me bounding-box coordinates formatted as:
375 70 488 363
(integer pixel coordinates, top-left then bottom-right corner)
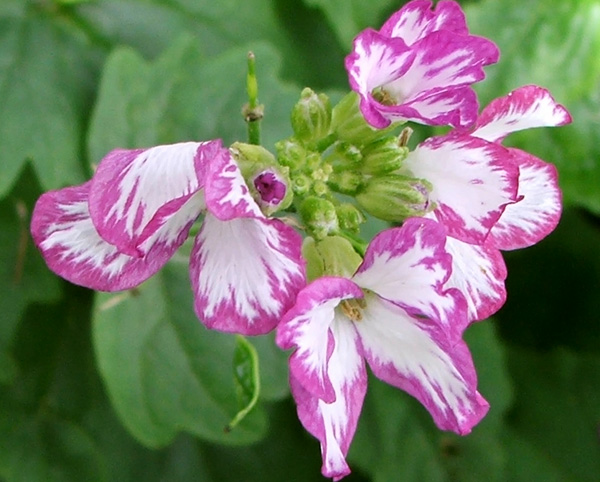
465 0 600 213
348 321 513 482
226 336 260 432
0 5 100 196
92 259 268 448
88 38 302 162
0 166 61 385
506 347 600 482
302 0 399 47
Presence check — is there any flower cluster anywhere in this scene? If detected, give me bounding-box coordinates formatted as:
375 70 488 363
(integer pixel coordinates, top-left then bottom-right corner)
31 1 571 480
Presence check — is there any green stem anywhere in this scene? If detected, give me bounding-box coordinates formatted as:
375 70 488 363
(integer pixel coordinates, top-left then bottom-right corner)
244 52 263 145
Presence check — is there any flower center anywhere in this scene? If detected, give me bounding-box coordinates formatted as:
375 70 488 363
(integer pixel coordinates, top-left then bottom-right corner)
372 87 396 106
254 171 287 205
340 298 366 322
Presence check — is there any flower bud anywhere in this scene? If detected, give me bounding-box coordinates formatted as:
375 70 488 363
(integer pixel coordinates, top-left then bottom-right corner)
291 88 332 143
302 235 363 280
298 196 339 240
360 137 409 175
331 92 400 147
356 175 433 222
336 203 365 233
328 171 363 195
275 138 306 171
327 141 362 172
231 142 293 213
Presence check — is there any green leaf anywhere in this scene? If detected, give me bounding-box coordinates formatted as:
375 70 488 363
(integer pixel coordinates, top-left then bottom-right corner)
0 166 61 385
0 5 100 196
92 259 268 448
302 0 398 47
348 321 513 482
227 336 260 432
506 347 600 481
465 0 600 213
88 38 302 162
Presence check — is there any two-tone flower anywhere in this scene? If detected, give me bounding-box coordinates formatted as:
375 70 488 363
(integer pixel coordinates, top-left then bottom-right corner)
31 139 306 334
401 86 571 320
345 0 499 129
277 218 488 480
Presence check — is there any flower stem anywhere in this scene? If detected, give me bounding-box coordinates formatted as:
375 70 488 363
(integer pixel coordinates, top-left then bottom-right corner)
243 52 263 145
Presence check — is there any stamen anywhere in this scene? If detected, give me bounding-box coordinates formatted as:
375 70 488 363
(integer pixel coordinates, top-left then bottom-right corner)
372 87 396 106
340 298 366 322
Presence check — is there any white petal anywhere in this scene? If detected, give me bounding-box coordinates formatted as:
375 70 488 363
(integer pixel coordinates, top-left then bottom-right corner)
356 294 489 434
191 214 305 335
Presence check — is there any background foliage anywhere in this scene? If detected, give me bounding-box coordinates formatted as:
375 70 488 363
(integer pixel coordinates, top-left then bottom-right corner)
1 0 599 480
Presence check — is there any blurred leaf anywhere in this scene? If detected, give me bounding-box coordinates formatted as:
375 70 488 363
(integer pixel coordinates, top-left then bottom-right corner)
227 336 260 432
75 0 347 90
88 38 301 162
302 0 399 47
0 3 100 196
348 321 513 482
506 347 600 481
466 0 600 213
0 166 61 385
92 259 268 448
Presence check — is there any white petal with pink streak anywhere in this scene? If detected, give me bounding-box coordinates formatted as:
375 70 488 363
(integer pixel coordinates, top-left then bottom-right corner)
89 142 206 256
473 85 572 143
445 236 507 321
191 214 305 335
31 183 175 291
404 134 519 244
356 294 489 434
487 150 562 250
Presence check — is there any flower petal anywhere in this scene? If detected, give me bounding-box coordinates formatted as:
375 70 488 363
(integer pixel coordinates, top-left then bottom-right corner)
487 149 562 250
356 294 489 434
445 236 507 321
204 143 262 220
380 0 469 44
190 213 305 335
473 85 572 143
289 317 367 481
346 28 415 128
403 134 520 244
276 277 363 403
352 218 468 339
31 183 176 291
88 141 210 256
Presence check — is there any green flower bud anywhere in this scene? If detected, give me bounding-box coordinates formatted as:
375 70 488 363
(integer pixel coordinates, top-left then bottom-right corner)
302 235 363 280
328 171 363 195
275 137 306 171
360 137 409 175
299 196 339 240
336 203 366 233
331 92 400 147
327 141 362 173
291 88 332 143
356 175 433 222
292 174 311 196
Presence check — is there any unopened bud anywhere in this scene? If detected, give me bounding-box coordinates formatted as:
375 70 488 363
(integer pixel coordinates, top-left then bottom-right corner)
336 203 366 233
292 174 311 196
275 138 306 171
331 92 400 147
302 235 363 280
291 88 332 143
299 196 339 240
327 141 362 172
356 175 433 222
360 137 408 175
328 171 363 195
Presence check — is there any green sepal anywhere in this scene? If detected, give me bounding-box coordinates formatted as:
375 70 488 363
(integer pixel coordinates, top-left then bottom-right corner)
302 235 363 280
291 88 332 144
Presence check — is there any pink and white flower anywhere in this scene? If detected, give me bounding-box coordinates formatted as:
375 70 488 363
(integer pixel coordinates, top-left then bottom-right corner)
277 218 488 480
345 0 499 129
31 140 305 335
405 86 571 321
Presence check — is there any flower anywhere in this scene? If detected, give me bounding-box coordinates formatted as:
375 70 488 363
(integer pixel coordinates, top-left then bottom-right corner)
401 86 571 321
345 0 499 129
31 140 306 335
276 218 488 480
